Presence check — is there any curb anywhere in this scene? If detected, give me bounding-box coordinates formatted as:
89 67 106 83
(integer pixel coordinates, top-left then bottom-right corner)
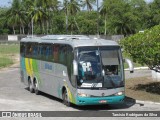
136 100 160 105
125 97 160 105
125 67 149 71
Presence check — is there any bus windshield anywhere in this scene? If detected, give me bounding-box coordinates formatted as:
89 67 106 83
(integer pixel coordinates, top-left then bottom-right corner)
77 46 124 89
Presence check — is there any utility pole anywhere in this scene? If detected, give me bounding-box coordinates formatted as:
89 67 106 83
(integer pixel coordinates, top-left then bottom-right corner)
31 16 34 37
97 0 99 37
66 0 68 34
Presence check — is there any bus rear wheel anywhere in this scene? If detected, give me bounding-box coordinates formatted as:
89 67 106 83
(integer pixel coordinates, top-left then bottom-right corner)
28 79 34 93
63 89 70 107
34 80 40 95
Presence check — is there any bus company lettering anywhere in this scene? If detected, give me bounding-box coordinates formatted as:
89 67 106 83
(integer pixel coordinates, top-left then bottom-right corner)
45 63 52 70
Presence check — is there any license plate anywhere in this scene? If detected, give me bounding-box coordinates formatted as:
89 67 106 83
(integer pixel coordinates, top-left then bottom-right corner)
99 100 107 103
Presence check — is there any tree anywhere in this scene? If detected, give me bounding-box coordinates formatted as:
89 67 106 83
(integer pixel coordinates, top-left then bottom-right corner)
120 25 160 70
67 0 81 34
0 8 9 34
76 11 97 34
6 0 26 34
100 0 138 36
81 0 96 11
149 0 160 26
100 0 109 35
36 0 60 34
128 0 151 30
0 0 159 36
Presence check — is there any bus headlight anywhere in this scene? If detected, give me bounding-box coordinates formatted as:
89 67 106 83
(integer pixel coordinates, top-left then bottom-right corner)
78 93 90 97
114 91 124 96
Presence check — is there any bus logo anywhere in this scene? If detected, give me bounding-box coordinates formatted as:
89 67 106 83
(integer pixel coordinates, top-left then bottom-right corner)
102 93 105 96
45 63 52 70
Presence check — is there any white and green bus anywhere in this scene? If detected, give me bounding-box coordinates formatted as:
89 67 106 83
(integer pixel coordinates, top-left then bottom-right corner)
20 35 134 106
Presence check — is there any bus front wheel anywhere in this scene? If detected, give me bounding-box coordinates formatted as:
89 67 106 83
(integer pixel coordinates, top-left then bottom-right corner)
28 79 34 93
63 89 70 107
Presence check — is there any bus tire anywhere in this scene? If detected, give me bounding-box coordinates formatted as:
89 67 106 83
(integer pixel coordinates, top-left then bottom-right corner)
34 79 40 95
28 79 34 93
62 89 70 107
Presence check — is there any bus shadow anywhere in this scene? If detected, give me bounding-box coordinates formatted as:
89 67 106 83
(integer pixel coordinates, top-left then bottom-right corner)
25 87 137 110
25 87 63 103
131 82 160 95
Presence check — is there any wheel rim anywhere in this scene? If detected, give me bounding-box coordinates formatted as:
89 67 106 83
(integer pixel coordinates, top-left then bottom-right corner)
64 91 69 105
34 81 38 93
29 80 32 90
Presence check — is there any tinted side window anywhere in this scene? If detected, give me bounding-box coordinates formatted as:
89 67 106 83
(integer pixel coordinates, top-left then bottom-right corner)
26 43 33 58
39 43 53 61
54 44 59 63
59 45 67 65
20 42 26 57
66 45 76 87
32 43 39 59
46 45 53 61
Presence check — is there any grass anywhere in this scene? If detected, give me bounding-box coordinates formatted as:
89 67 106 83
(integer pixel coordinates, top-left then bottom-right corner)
125 77 160 103
0 57 13 67
0 44 19 68
0 44 19 54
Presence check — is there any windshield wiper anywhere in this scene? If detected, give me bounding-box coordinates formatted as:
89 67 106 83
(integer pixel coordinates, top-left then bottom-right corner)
105 75 117 87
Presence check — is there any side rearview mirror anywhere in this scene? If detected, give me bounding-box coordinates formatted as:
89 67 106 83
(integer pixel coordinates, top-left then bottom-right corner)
73 60 78 75
124 58 134 73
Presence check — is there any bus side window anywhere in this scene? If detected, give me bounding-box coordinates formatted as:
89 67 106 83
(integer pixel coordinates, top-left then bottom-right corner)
45 45 53 61
67 45 76 87
46 46 49 60
59 45 67 65
39 44 45 60
54 44 59 63
20 43 25 57
39 45 43 59
26 43 32 58
33 44 38 59
52 45 54 62
42 45 46 60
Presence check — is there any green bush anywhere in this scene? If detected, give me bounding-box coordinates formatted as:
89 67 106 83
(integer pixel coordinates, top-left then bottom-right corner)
120 25 160 70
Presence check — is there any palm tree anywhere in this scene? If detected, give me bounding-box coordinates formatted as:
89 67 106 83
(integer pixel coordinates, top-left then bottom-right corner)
6 0 26 34
0 8 8 32
100 0 136 36
62 0 81 34
81 0 96 11
68 0 80 16
26 0 47 34
62 0 69 34
25 0 60 34
42 0 60 34
100 0 108 35
67 0 81 34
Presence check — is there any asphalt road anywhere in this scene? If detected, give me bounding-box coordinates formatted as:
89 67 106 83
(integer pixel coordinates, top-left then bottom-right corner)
0 66 159 119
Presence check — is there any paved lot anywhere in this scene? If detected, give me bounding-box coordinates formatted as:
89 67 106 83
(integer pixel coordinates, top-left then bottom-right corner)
125 69 151 79
0 66 159 119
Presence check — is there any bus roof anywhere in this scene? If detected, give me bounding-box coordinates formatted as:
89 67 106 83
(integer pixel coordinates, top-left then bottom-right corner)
21 35 119 47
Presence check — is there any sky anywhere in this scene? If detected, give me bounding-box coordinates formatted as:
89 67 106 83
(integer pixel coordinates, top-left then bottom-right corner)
0 0 154 7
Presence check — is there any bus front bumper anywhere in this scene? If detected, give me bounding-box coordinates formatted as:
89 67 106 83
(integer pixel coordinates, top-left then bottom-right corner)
76 95 125 106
